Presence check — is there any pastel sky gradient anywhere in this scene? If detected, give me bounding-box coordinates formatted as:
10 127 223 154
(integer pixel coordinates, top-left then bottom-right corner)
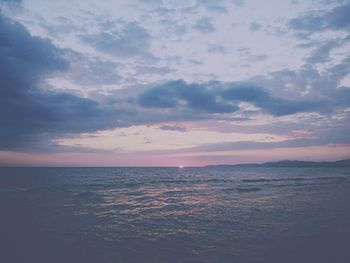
0 0 349 166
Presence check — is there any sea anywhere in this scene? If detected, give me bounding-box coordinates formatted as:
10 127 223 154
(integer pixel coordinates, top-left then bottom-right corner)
1 166 350 263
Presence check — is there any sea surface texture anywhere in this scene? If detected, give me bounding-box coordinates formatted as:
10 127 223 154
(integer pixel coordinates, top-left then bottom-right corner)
1 167 350 263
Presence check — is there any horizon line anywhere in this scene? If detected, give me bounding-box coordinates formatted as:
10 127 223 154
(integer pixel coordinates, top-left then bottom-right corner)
1 157 349 168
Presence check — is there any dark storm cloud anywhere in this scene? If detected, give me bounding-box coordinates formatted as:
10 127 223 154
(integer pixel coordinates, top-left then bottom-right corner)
138 80 324 116
138 80 239 113
0 14 130 150
80 22 152 58
0 16 67 89
1 11 241 152
288 4 350 33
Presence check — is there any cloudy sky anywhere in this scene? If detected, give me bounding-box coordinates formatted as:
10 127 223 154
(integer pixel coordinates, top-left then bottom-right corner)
0 0 349 166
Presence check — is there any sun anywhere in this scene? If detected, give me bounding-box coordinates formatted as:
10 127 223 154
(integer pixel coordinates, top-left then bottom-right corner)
178 165 184 169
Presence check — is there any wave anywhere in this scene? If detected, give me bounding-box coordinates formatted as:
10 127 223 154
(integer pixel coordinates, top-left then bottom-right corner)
236 187 262 193
224 187 262 193
241 176 347 183
73 191 97 198
0 188 25 193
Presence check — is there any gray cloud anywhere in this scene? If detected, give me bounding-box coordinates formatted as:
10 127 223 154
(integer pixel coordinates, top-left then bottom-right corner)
238 47 268 62
137 0 163 7
177 136 348 153
232 0 244 7
207 43 227 54
196 0 228 13
80 21 152 58
250 56 350 108
288 4 350 33
159 18 187 36
222 84 324 116
304 35 350 64
306 40 340 63
138 80 239 114
0 0 21 5
146 121 350 154
134 65 174 75
66 52 121 86
138 80 325 116
251 54 268 62
0 14 132 151
159 125 188 132
193 17 215 33
249 22 262 32
185 138 322 152
2 3 349 154
2 6 347 152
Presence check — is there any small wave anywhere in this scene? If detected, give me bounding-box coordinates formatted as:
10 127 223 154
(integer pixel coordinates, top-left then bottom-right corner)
236 187 261 193
0 188 25 193
242 178 305 183
143 178 234 186
86 183 107 188
73 191 96 198
241 176 347 183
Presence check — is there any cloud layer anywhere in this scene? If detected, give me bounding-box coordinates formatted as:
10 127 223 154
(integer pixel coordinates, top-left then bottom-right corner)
138 80 325 116
0 14 128 150
0 0 349 164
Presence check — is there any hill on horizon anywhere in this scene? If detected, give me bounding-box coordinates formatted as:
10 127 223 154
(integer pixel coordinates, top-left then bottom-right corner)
206 158 350 168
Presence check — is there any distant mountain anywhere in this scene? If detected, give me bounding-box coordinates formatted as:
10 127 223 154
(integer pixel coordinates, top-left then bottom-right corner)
261 159 350 167
206 158 350 168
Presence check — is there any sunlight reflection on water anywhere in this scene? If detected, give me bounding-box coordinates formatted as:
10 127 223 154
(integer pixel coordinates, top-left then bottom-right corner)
1 167 350 262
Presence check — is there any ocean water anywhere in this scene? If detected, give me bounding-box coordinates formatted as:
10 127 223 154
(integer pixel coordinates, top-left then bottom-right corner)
1 167 350 263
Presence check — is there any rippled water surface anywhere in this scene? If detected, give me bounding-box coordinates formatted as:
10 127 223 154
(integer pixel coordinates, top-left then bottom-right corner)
1 167 350 262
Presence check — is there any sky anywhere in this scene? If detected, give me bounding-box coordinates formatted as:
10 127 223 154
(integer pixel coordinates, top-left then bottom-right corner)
0 0 349 166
